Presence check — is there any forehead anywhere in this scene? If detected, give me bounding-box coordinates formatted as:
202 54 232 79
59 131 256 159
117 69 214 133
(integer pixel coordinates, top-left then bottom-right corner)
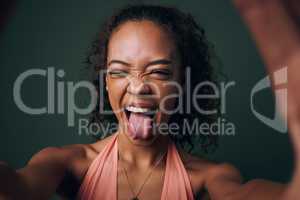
107 20 178 62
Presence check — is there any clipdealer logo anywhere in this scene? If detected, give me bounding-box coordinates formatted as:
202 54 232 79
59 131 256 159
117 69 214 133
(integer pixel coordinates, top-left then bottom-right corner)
250 67 288 133
12 66 288 134
13 67 97 126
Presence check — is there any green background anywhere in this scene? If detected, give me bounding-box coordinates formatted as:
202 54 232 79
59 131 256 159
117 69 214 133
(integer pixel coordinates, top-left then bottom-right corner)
0 0 294 199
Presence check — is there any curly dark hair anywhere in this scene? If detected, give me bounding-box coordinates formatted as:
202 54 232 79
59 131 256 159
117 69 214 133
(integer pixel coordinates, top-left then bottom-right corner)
86 4 222 154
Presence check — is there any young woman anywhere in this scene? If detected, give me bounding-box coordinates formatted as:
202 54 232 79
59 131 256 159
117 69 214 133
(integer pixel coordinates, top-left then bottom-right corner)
1 1 300 200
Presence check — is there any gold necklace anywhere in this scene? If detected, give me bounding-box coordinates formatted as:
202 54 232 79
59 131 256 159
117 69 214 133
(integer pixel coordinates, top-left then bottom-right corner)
118 149 167 200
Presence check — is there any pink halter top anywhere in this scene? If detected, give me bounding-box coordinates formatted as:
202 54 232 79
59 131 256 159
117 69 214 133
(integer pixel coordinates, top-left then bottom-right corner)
77 134 195 200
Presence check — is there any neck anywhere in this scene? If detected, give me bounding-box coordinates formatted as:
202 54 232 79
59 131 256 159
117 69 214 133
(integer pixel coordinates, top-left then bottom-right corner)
117 129 170 169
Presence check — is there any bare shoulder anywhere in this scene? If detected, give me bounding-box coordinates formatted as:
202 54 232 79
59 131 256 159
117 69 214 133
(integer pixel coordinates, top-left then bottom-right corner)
179 150 242 195
86 134 116 158
24 145 83 170
9 135 116 200
25 134 116 175
178 150 217 194
60 134 116 174
206 162 242 181
181 150 241 180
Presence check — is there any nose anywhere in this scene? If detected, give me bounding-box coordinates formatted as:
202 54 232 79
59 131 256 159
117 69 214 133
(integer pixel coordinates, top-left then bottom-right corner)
127 76 152 96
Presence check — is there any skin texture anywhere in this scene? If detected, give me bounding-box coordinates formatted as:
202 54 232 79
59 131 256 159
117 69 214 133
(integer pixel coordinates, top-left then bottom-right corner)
1 1 300 199
106 20 182 144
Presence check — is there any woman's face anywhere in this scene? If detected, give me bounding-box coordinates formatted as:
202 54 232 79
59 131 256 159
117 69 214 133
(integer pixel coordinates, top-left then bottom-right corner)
106 20 182 144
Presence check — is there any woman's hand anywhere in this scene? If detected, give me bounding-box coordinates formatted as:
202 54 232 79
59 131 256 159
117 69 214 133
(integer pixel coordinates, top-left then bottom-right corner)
0 161 28 200
233 0 300 199
0 147 70 200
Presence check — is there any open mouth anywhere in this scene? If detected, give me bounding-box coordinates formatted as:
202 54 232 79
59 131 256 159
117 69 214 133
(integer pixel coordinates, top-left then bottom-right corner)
123 105 158 139
124 105 157 120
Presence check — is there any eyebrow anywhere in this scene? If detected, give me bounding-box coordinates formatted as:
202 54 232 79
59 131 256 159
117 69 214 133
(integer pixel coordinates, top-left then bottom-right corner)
107 59 172 68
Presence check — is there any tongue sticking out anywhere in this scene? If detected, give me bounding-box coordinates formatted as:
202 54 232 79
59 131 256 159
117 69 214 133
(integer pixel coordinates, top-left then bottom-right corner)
128 113 153 140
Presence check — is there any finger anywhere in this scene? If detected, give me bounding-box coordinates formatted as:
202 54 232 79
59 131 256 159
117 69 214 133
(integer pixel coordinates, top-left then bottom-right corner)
233 0 300 168
288 90 300 160
232 0 300 71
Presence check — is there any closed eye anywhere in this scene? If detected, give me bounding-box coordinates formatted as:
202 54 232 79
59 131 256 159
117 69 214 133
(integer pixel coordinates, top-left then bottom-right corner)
107 70 129 78
149 69 172 80
151 69 171 75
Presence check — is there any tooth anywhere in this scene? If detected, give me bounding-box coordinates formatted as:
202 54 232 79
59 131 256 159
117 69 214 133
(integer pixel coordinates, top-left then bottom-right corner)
126 106 155 114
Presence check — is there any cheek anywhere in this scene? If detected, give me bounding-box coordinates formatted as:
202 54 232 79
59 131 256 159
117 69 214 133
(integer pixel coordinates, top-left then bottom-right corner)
106 79 128 111
157 83 181 112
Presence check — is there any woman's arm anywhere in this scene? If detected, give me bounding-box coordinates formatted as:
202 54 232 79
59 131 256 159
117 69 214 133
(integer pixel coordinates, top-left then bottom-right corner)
232 0 300 199
0 161 29 199
204 163 286 200
210 0 300 199
0 147 71 200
